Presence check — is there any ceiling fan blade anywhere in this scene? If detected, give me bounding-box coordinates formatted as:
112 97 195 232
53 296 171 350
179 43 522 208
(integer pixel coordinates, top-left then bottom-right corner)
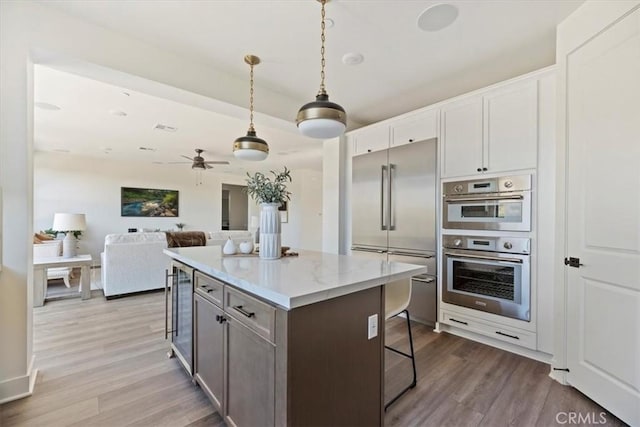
203 161 230 165
166 161 191 164
205 164 214 169
180 155 195 161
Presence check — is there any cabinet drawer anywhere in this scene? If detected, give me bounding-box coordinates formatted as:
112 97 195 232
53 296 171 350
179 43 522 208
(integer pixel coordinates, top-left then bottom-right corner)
194 271 224 307
225 287 276 343
441 310 536 350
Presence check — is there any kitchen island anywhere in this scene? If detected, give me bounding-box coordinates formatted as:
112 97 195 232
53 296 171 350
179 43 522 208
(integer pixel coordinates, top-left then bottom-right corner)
164 246 427 427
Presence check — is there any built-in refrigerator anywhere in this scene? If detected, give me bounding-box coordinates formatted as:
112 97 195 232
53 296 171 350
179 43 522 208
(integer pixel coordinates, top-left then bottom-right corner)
351 138 437 325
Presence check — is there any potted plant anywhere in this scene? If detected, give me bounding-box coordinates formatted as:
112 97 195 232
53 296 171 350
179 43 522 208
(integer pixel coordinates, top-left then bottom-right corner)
246 167 292 259
175 222 185 231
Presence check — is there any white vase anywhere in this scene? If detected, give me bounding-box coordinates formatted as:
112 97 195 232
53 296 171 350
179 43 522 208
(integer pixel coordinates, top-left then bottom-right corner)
259 202 281 259
223 237 237 255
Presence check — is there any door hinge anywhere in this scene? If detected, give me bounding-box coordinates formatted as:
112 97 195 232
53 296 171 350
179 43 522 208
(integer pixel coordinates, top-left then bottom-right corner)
564 257 582 268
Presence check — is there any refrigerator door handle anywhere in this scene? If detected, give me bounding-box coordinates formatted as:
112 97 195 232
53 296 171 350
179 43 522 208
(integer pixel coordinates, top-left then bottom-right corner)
388 250 435 258
351 246 387 254
388 163 395 231
381 165 388 230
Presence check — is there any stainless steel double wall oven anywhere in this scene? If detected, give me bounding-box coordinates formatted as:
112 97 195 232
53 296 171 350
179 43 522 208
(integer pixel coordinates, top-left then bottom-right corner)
442 175 532 321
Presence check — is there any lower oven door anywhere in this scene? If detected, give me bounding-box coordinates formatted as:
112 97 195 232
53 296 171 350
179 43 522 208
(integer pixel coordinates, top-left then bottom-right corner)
442 249 530 321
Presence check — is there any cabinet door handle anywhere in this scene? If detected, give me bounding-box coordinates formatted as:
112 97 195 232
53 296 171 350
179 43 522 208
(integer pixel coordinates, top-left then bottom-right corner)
215 314 227 324
477 168 482 172
233 305 255 318
496 331 520 340
449 318 468 326
483 167 488 171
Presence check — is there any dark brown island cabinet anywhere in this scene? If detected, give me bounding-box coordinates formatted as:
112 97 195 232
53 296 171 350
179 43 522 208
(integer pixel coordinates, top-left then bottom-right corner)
191 269 384 426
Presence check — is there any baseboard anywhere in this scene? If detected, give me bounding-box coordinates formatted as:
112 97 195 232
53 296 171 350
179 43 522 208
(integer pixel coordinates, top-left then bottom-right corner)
0 355 38 404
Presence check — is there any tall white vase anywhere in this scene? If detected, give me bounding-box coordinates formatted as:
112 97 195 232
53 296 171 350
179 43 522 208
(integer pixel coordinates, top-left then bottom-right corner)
259 202 281 260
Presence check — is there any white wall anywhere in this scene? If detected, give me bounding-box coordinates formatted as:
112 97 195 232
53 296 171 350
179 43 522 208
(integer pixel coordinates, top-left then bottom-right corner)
35 153 323 260
0 0 315 402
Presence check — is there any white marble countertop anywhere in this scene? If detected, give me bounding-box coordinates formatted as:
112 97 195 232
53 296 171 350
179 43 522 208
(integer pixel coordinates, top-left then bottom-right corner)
164 246 427 310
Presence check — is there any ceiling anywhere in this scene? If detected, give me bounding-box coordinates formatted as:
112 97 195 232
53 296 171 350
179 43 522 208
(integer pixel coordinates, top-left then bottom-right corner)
34 0 584 173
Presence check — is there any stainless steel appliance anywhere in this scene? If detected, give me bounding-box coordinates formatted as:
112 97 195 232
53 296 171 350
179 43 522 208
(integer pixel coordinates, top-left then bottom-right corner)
351 138 438 325
166 261 194 374
443 175 532 231
442 235 530 321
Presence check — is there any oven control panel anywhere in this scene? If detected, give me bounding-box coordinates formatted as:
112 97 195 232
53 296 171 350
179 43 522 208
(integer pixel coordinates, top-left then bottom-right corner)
443 235 529 254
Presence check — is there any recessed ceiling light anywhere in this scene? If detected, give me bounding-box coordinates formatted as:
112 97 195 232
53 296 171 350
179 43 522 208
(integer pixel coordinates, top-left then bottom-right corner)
342 52 364 65
35 102 61 111
417 3 459 32
109 109 127 116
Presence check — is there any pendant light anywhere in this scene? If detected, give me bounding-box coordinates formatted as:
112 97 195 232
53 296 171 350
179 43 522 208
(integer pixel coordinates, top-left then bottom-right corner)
296 0 346 139
233 55 269 161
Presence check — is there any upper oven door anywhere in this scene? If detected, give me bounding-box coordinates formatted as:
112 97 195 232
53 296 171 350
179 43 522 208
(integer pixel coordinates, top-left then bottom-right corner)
443 192 531 231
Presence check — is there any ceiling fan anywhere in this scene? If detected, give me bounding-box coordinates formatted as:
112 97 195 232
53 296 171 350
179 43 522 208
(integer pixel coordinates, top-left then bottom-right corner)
170 149 230 170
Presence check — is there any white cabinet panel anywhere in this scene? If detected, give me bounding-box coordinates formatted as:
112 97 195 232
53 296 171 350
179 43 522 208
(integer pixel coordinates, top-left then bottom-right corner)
485 81 538 173
353 124 389 156
441 98 483 178
391 109 438 147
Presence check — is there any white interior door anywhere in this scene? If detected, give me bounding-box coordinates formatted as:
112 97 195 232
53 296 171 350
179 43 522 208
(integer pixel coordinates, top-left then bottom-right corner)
565 7 640 426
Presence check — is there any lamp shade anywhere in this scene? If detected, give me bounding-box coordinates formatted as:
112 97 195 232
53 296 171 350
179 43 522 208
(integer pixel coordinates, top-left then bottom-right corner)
52 213 86 232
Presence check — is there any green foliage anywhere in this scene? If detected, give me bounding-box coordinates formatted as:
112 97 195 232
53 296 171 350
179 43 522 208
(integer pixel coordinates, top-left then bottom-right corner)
45 227 82 239
176 222 185 230
163 192 177 208
245 167 292 204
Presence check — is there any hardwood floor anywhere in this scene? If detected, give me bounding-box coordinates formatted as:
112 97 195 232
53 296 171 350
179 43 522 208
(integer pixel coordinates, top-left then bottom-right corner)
0 292 625 426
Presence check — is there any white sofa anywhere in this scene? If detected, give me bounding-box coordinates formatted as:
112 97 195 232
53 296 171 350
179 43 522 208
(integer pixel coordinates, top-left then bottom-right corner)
101 232 170 298
207 231 253 247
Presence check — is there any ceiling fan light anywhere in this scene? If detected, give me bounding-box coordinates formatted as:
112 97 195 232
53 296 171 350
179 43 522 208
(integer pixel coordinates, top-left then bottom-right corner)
297 93 346 139
233 130 269 161
192 163 206 170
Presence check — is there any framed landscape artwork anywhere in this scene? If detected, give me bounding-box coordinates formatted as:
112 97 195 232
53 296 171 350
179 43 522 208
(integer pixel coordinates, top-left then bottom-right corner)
121 187 179 217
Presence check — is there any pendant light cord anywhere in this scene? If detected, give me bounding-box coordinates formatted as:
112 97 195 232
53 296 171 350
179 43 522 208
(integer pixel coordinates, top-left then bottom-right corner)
318 0 327 96
249 61 255 132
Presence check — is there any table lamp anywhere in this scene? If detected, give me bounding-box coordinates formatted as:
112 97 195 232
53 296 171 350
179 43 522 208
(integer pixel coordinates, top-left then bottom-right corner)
52 213 86 258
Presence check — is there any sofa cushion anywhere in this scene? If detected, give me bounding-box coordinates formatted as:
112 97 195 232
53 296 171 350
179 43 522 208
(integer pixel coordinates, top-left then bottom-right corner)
104 232 167 245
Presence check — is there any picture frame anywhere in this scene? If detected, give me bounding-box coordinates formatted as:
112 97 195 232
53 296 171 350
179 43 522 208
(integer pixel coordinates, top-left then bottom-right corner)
121 187 179 217
279 201 288 223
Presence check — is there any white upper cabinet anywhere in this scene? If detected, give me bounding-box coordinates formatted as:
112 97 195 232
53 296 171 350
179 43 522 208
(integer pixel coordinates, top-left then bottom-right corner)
441 78 540 178
352 124 389 156
441 97 484 178
484 81 538 173
391 109 438 147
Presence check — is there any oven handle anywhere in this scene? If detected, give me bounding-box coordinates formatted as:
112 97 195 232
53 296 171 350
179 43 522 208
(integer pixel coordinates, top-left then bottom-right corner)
444 195 524 203
444 251 524 264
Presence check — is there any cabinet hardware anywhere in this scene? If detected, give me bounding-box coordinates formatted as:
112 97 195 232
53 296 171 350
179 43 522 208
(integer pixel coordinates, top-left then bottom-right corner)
564 257 583 268
477 168 482 172
233 305 256 318
449 318 468 325
553 367 570 372
408 138 414 142
215 314 227 324
164 270 177 340
496 331 520 340
482 167 488 171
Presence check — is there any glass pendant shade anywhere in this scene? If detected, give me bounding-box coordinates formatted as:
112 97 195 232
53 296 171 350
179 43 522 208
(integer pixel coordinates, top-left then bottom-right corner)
233 129 269 161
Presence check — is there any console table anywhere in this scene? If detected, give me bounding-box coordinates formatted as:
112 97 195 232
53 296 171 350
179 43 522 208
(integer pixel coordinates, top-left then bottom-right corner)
33 254 93 307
